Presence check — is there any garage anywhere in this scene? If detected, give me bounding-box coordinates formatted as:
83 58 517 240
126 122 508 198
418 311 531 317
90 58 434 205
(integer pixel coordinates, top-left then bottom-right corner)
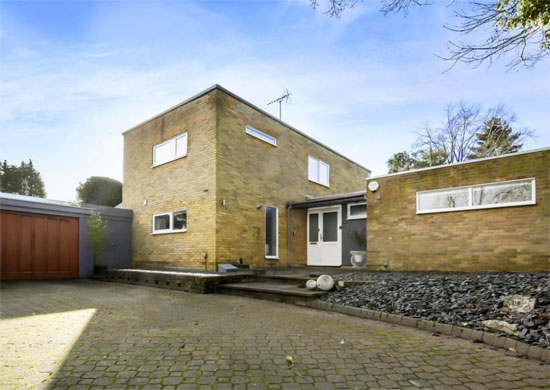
1 211 79 279
0 192 133 280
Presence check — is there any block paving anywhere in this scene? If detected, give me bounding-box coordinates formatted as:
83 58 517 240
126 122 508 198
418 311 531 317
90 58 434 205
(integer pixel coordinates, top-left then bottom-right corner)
0 280 548 389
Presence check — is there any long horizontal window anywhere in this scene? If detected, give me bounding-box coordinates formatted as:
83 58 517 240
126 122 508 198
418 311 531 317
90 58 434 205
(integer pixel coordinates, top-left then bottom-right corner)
152 210 187 234
417 178 536 214
245 125 277 146
308 156 330 187
153 132 188 167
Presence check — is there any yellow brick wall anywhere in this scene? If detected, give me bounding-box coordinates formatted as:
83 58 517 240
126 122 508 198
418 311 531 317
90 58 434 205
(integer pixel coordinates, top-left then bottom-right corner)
123 91 218 270
366 150 550 271
215 90 370 267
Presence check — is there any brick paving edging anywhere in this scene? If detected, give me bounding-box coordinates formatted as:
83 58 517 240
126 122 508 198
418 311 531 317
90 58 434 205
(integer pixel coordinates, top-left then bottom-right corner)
308 300 550 363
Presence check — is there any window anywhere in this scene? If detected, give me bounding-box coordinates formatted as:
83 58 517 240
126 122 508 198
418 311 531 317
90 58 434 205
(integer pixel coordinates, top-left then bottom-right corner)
347 202 367 220
265 206 278 259
153 132 188 167
308 156 330 187
245 125 277 146
152 210 187 234
417 178 536 214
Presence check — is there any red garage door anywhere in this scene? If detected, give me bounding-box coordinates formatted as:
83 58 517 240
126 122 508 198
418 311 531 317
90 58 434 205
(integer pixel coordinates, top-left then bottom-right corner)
1 211 79 280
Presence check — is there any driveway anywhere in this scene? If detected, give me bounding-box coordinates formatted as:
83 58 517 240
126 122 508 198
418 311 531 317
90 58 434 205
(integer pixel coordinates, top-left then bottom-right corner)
0 280 547 390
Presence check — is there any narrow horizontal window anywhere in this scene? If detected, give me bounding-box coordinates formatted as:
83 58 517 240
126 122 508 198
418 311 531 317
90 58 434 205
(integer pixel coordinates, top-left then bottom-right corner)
245 125 277 146
472 180 533 206
152 210 187 234
308 156 330 187
153 132 188 167
417 178 535 214
347 202 367 220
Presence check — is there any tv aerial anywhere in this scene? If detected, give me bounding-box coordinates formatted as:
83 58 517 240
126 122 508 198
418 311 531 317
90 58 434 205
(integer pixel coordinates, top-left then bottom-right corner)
267 88 292 120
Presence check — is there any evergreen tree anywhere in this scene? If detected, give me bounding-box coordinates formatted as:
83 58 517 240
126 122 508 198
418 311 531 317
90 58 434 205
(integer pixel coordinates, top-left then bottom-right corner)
0 159 46 197
469 117 523 159
77 176 122 207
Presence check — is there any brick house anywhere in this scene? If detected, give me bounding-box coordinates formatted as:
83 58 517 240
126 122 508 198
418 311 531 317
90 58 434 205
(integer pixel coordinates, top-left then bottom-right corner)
123 85 371 270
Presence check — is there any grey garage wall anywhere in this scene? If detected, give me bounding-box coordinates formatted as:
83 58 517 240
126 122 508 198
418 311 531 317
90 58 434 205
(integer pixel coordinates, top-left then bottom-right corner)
0 195 132 278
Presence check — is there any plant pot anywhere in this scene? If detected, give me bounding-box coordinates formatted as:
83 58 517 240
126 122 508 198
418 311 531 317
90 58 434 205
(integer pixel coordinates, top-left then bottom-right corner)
349 251 367 268
94 265 107 275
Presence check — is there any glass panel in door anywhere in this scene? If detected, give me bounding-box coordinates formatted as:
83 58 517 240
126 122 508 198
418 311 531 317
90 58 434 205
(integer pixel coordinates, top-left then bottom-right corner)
309 213 319 243
322 212 338 242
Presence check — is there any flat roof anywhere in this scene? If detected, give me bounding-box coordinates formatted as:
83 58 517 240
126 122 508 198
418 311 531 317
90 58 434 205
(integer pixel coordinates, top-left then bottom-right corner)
0 192 79 207
366 147 550 181
122 84 371 173
288 190 366 208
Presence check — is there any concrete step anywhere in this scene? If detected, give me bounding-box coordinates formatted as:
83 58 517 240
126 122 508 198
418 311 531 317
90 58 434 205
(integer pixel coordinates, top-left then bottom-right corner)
258 274 312 284
218 281 326 306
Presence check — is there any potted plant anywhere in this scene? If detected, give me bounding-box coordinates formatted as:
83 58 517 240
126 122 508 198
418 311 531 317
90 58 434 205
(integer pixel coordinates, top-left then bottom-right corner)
348 230 367 268
88 211 110 274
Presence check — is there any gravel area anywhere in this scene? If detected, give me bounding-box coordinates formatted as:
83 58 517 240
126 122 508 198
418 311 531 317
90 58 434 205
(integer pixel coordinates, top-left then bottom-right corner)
321 272 550 348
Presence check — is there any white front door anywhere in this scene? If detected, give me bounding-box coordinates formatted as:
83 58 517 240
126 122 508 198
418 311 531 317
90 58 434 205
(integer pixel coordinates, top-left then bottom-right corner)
307 206 342 266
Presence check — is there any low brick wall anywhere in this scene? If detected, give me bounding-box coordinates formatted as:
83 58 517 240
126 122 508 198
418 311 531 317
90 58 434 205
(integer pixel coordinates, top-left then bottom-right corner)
100 269 257 294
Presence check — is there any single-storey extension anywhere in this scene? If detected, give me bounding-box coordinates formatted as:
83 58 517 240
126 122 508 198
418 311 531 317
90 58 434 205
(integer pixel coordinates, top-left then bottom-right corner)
365 148 549 272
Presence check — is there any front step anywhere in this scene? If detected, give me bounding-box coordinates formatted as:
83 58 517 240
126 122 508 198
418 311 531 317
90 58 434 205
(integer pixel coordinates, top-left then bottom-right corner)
259 274 312 284
218 281 327 306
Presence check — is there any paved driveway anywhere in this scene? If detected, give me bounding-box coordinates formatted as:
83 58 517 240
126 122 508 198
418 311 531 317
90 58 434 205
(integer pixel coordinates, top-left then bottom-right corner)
0 280 548 390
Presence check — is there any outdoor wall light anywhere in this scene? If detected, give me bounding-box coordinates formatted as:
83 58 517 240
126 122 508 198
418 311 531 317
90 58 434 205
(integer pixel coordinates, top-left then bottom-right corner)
143 199 147 206
305 194 313 200
202 252 208 259
221 199 226 206
256 204 262 210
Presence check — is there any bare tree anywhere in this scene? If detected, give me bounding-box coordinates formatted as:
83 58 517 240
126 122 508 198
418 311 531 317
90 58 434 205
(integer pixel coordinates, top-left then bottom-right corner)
444 1 550 69
413 103 532 164
415 103 484 164
309 0 550 69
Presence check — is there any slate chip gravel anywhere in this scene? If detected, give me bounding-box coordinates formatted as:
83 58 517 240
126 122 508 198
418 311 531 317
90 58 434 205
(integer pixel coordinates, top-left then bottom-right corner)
323 272 550 348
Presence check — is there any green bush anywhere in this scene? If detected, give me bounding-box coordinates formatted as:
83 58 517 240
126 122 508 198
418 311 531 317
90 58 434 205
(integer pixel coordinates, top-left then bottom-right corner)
77 176 122 207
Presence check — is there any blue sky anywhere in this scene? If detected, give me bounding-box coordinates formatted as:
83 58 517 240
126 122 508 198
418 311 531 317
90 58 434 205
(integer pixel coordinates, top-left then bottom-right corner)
1 0 548 201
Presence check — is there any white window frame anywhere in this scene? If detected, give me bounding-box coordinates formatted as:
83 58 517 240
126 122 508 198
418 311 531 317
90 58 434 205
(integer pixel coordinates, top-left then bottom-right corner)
265 205 279 259
245 125 277 146
308 156 330 187
152 132 188 167
152 209 188 234
416 178 536 215
347 202 367 220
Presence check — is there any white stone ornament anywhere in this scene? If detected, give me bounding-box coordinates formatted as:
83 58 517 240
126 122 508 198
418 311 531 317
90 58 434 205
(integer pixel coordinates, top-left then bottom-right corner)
305 280 317 290
368 181 379 192
316 275 335 291
502 295 536 313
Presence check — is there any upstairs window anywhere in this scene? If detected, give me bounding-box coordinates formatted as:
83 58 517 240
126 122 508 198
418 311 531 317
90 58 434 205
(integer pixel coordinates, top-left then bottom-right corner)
417 178 535 214
153 132 188 167
308 156 330 187
152 210 187 234
245 125 277 146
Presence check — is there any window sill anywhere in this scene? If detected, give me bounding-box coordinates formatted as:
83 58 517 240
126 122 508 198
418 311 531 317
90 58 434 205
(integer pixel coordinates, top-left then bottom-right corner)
347 215 367 220
265 256 279 260
152 229 187 235
308 179 330 188
152 155 187 169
